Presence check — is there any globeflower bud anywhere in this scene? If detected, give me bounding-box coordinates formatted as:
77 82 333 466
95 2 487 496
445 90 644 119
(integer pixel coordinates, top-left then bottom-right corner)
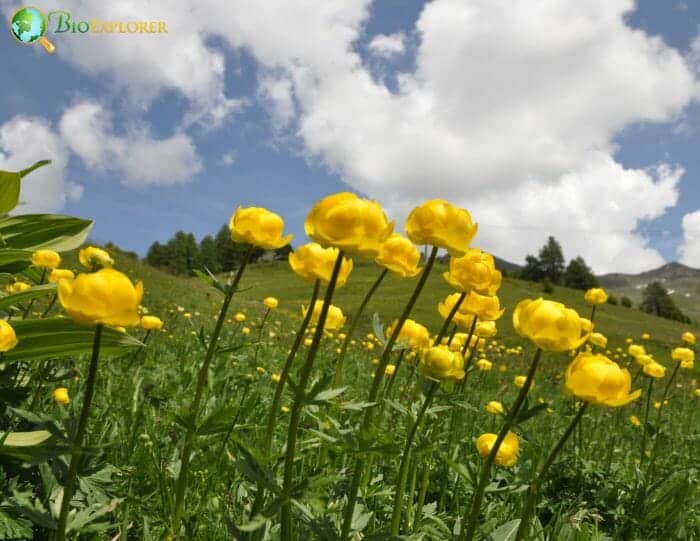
419 345 464 381
642 361 666 379
485 401 504 414
589 332 608 348
476 359 492 371
565 352 641 407
405 200 477 256
230 207 293 249
79 246 114 270
301 301 346 331
263 297 279 310
671 347 694 364
31 249 61 269
584 288 608 305
0 320 18 352
140 315 164 330
681 331 696 345
476 432 519 467
49 269 75 283
52 387 70 405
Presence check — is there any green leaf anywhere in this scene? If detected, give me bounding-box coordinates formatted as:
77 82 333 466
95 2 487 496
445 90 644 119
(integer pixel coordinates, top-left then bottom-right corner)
515 403 549 425
0 249 33 268
0 214 93 252
0 160 50 215
0 283 56 312
2 318 144 362
488 519 521 541
0 430 52 447
310 387 347 403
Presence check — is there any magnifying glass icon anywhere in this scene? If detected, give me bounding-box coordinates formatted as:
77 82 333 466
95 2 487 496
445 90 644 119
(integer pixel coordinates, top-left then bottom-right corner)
10 7 56 53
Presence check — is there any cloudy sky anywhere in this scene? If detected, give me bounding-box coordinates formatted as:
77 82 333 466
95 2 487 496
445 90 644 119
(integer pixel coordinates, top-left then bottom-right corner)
1 0 699 274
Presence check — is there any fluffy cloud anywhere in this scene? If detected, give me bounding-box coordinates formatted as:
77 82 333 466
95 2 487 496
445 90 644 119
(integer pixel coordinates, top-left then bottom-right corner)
679 211 700 268
0 116 83 213
368 32 406 58
59 101 202 186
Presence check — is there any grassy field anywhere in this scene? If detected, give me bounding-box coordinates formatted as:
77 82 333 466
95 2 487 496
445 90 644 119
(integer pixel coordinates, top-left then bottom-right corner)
3 247 699 540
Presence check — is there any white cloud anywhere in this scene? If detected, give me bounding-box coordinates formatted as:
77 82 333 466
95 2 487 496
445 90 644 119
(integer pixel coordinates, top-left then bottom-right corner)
679 210 700 268
0 116 83 213
368 32 406 58
220 148 237 166
59 101 201 186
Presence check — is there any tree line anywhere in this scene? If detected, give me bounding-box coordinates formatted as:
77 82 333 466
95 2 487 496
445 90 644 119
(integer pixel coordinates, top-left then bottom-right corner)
145 225 291 276
518 236 690 323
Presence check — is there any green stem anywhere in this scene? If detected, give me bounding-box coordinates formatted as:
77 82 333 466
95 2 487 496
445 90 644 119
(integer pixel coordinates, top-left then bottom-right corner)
514 403 589 541
645 362 681 480
639 378 653 466
252 308 271 367
333 268 387 388
340 246 439 541
169 247 252 538
55 324 103 541
461 348 542 541
413 463 431 532
280 252 344 540
41 293 58 318
390 381 438 535
435 292 466 345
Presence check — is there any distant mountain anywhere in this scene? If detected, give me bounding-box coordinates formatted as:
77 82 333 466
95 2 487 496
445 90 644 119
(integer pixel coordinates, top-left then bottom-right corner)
494 256 522 274
598 262 700 321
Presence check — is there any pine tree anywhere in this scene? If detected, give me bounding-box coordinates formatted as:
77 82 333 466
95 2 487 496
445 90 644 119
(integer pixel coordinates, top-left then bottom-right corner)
538 236 565 284
639 282 691 323
563 256 598 290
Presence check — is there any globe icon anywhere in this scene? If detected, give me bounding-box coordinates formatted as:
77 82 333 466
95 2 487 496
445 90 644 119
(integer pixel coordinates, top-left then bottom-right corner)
9 7 54 52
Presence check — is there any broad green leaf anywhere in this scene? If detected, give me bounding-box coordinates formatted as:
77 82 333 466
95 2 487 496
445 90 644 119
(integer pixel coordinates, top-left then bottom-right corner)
0 430 51 447
0 249 33 267
488 519 521 541
0 214 93 252
0 283 56 312
0 160 50 214
2 317 144 362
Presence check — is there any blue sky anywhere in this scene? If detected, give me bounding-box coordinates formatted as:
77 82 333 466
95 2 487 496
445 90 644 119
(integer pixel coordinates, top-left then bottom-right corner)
0 0 699 273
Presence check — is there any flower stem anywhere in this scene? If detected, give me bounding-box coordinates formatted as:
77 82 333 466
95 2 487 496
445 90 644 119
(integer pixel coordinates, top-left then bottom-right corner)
514 402 589 541
41 293 57 318
333 268 387 388
639 378 653 465
340 246 439 541
169 247 252 538
390 381 438 535
55 324 103 541
460 348 542 541
280 252 344 539
435 291 466 345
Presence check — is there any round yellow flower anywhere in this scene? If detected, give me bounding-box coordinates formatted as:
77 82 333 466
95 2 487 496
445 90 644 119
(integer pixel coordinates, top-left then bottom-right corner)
53 387 70 405
485 401 504 414
642 361 665 379
405 200 477 256
0 320 19 352
634 354 654 367
438 293 476 329
242 327 251 336
79 246 114 270
588 332 607 348
375 233 421 278
513 298 588 352
386 319 431 350
230 207 293 249
475 321 497 338
301 301 346 331
288 243 354 287
630 415 641 427
694 389 700 398
476 432 519 467
671 347 694 364
641 332 650 341
234 313 246 322
48 269 75 283
443 249 502 294
384 364 396 377
6 281 31 293
628 344 646 358
57 269 143 326
140 315 164 330
419 345 465 381
564 352 641 407
461 291 504 322
31 249 61 269
514 375 529 388
681 331 696 345
263 297 279 310
584 288 608 305
271 373 281 383
476 359 492 371
304 192 394 258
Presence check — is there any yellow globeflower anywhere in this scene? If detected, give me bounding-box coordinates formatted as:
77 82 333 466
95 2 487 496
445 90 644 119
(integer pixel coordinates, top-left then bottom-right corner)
234 313 246 322
304 192 394 258
628 344 646 358
79 246 114 270
230 207 293 249
630 415 641 427
681 331 696 345
6 281 31 293
443 249 502 294
643 361 666 379
49 269 75 283
589 332 607 348
475 321 497 338
694 389 700 397
476 432 519 467
386 319 431 350
375 233 421 278
476 359 492 371
419 345 465 381
438 293 476 329
513 298 588 352
514 375 529 388
641 332 650 340
271 373 281 383
57 269 143 326
31 249 61 269
288 243 353 287
485 401 504 414
564 352 641 407
384 364 396 377
405 199 477 256
263 297 279 310
461 291 504 322
584 288 608 305
0 320 19 352
53 387 70 405
634 354 654 367
301 301 346 331
671 347 694 364
140 315 164 330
